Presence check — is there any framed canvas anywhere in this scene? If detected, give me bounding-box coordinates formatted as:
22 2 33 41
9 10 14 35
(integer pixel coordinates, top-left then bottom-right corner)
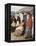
5 3 35 42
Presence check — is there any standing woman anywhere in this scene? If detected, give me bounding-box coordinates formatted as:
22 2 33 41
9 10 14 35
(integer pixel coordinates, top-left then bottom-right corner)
27 14 32 37
26 13 32 38
16 16 21 26
11 16 17 32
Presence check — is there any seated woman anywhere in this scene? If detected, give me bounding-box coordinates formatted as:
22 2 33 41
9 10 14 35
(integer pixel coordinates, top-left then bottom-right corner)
14 20 25 36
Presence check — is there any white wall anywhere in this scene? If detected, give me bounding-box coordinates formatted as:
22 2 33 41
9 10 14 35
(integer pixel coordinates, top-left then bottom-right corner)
0 0 36 46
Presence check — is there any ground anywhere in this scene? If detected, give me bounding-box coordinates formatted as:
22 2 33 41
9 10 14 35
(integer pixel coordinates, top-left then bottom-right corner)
11 32 32 40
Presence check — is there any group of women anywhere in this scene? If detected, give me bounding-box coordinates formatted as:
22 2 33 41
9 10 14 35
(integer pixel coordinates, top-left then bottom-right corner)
11 13 32 38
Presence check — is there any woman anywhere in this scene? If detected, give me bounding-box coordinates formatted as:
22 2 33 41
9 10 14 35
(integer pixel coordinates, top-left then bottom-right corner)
16 16 21 27
25 14 32 39
14 20 25 36
11 16 17 32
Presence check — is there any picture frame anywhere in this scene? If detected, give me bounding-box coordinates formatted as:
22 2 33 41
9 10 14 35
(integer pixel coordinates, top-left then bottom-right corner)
5 3 35 42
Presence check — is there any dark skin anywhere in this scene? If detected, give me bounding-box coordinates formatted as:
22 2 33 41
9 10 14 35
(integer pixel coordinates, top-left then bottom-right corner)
11 16 17 23
17 16 21 24
11 16 17 32
21 20 26 35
